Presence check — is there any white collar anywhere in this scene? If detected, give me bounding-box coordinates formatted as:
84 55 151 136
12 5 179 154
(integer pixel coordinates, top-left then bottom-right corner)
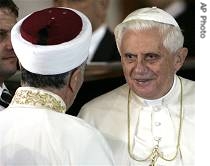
11 87 66 113
143 75 177 106
87 24 107 63
132 75 179 106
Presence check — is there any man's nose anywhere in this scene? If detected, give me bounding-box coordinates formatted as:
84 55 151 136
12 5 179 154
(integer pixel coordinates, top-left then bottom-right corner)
134 59 148 74
5 33 13 50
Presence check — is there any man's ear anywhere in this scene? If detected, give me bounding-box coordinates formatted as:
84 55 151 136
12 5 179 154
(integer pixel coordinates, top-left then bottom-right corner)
174 47 188 72
68 68 81 93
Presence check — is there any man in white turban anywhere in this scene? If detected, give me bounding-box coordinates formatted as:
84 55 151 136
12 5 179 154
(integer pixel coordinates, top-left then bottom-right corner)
79 7 194 166
0 7 114 165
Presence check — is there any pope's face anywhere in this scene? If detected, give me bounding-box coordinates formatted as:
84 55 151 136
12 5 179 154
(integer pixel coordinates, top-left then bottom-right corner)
0 9 17 81
120 28 179 99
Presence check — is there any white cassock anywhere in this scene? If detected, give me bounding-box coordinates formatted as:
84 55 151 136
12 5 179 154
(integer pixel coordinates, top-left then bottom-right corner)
79 75 194 166
0 87 115 166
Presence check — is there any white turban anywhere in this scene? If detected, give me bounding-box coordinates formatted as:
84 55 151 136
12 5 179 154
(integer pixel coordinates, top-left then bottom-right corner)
11 7 92 75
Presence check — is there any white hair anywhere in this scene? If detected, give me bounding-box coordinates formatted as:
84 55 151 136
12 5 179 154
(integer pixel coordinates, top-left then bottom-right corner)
114 20 184 54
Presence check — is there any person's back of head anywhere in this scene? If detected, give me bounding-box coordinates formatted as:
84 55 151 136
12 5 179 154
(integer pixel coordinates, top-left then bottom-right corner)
11 7 92 109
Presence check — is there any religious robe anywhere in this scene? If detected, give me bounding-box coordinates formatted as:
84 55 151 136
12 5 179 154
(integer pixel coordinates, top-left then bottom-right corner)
79 75 194 166
0 87 115 165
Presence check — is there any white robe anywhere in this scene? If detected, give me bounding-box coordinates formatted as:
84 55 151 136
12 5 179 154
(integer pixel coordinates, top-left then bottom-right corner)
79 75 194 166
0 87 115 165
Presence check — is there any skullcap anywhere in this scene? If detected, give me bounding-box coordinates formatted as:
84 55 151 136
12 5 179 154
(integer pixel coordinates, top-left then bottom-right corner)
121 7 179 27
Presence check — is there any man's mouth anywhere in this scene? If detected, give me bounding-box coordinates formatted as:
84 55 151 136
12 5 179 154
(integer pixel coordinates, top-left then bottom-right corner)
2 56 16 60
134 78 153 86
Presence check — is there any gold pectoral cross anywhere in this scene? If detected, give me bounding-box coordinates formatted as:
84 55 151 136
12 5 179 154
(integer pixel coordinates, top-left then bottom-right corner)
149 146 160 166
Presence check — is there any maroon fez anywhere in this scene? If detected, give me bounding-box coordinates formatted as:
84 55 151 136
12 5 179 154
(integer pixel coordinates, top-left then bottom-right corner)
20 7 82 45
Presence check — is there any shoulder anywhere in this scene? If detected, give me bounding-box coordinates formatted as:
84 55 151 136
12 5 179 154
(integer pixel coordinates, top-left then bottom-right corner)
178 77 194 116
179 76 195 95
78 84 129 121
50 112 101 135
0 109 114 164
81 84 128 110
57 114 114 164
43 111 112 150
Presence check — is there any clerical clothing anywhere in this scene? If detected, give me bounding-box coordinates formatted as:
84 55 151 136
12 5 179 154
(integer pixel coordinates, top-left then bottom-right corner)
79 75 194 166
0 87 114 165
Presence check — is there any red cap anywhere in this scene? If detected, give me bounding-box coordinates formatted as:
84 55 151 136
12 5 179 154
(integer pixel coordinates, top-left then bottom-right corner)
20 7 82 45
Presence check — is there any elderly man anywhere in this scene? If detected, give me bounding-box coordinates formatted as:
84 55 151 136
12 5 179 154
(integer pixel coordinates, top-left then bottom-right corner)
0 0 18 111
79 7 194 166
0 7 114 165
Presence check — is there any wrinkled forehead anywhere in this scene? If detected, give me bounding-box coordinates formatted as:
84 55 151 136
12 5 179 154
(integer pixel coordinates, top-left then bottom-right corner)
121 26 164 44
121 28 164 47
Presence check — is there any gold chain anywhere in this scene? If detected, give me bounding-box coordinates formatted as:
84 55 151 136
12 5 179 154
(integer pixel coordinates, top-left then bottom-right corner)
127 77 183 165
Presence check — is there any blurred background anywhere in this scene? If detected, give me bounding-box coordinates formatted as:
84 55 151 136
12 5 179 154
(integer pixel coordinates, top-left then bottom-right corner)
7 0 195 115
